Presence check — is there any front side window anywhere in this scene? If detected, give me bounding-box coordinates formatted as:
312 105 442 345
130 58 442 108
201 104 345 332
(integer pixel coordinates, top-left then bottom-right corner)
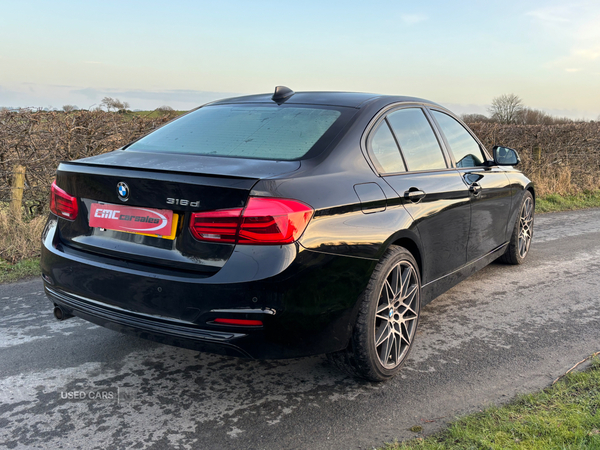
127 105 346 160
386 108 446 171
431 110 485 168
369 121 406 173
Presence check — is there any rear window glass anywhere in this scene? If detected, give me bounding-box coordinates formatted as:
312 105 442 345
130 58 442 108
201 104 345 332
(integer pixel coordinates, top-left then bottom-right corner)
370 121 406 173
127 105 345 160
386 108 447 171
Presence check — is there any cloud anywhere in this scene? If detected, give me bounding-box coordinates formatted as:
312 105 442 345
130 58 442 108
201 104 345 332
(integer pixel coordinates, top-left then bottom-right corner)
0 83 242 110
550 45 600 73
527 2 600 25
526 7 569 23
573 47 600 60
71 88 240 105
527 3 600 73
400 14 427 25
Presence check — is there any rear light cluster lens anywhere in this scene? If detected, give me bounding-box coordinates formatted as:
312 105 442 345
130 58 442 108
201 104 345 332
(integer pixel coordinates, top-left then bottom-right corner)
189 208 243 243
190 197 313 245
50 181 78 220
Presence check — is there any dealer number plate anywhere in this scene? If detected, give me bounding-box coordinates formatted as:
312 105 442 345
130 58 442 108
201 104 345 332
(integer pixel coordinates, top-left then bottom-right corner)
89 203 177 239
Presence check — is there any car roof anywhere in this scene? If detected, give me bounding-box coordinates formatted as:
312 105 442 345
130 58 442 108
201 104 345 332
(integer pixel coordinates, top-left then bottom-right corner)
208 91 443 109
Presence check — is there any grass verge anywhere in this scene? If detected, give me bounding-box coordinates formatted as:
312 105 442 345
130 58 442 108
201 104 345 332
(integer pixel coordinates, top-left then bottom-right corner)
386 360 600 449
0 209 45 284
0 257 40 284
0 210 46 264
536 190 600 213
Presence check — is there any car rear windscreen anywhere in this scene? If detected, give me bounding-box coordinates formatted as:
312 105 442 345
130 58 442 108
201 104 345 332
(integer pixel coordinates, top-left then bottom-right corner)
127 104 349 160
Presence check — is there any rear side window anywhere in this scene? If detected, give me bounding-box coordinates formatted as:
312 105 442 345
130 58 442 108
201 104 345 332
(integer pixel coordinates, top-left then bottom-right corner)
369 121 406 173
386 108 447 171
127 105 345 160
431 110 486 168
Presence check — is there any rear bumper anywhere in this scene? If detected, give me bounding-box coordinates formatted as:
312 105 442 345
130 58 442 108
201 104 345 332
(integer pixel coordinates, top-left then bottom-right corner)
41 218 376 359
45 285 256 358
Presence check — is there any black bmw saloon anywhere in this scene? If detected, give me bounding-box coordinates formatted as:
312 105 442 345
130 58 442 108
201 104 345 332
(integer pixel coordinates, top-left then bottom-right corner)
41 87 534 381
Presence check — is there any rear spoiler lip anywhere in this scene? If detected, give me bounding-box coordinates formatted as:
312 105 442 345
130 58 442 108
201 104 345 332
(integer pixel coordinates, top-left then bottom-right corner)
65 148 302 181
57 161 259 190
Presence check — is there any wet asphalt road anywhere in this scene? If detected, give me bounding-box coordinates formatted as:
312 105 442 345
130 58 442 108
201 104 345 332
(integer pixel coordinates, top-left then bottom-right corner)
1 208 599 450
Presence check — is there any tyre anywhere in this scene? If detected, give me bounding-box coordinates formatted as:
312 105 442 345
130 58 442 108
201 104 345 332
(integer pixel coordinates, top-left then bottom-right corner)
327 246 421 382
500 190 534 265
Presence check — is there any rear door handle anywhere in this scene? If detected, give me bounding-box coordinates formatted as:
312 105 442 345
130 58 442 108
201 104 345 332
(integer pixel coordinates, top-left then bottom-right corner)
404 189 426 202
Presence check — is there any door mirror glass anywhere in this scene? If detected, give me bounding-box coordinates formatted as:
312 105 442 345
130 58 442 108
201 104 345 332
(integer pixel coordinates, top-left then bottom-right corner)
493 146 520 166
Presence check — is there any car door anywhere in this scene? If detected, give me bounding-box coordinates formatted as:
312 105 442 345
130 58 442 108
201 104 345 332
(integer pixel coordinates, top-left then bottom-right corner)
367 106 471 285
428 109 512 262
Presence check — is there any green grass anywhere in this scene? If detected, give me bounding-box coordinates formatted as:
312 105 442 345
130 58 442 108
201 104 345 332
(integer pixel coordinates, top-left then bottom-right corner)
0 258 40 284
386 360 600 450
536 190 600 213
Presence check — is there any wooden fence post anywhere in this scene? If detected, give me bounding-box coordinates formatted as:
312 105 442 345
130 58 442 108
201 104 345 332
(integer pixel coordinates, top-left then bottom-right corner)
10 165 25 219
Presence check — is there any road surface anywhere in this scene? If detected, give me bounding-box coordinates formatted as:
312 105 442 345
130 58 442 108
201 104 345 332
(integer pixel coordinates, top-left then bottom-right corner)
1 208 599 449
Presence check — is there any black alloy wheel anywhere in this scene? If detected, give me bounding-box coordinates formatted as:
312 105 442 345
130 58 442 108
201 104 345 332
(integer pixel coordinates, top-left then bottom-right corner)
501 190 534 265
327 246 421 381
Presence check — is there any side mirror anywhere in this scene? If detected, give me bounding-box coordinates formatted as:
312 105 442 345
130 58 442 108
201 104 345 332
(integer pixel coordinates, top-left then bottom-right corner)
493 145 520 166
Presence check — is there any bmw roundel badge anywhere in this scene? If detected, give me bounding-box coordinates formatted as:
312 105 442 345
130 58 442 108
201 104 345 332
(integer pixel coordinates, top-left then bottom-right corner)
117 182 129 202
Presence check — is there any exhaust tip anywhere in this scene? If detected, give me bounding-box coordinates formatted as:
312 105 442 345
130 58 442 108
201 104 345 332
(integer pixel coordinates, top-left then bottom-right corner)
53 305 73 321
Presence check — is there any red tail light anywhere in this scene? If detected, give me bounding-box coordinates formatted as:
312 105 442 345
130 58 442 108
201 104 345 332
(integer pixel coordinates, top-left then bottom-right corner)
188 208 243 243
190 197 313 245
50 181 78 220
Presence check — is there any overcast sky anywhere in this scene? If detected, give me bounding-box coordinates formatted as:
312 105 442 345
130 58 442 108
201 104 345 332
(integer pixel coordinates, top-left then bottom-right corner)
1 0 599 119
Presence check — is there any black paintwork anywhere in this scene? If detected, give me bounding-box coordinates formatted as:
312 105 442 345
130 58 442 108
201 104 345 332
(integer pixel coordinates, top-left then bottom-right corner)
41 91 534 359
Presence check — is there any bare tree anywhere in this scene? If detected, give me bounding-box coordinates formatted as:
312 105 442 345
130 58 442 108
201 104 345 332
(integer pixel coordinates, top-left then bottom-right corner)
62 105 78 112
488 94 524 124
461 113 490 123
101 97 130 112
517 108 572 125
156 105 174 112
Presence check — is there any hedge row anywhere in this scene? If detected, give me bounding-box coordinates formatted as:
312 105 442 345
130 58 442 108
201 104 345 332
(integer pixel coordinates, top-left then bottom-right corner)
1 110 599 216
469 121 600 196
0 109 174 213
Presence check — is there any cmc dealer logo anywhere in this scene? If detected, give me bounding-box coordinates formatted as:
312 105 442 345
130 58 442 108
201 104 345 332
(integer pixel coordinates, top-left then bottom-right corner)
93 208 164 228
89 204 174 237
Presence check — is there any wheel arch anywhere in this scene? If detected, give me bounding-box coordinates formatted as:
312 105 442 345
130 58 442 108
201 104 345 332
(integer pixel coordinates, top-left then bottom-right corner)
380 229 424 282
526 182 536 204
